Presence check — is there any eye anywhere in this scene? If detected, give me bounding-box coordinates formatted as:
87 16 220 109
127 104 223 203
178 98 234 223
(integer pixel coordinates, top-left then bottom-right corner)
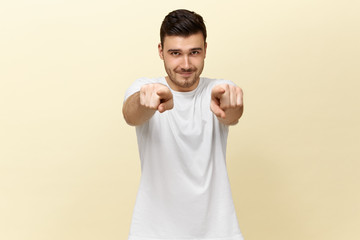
191 51 200 55
170 52 180 56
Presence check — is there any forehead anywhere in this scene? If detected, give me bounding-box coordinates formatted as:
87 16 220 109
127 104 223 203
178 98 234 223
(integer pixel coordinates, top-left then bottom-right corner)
163 32 205 50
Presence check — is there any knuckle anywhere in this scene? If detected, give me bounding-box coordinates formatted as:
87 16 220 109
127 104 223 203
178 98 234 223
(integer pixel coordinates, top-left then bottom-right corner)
222 103 230 110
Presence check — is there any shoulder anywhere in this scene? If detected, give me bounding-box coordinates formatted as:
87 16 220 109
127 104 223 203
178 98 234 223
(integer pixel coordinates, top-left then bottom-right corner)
124 77 166 101
200 77 236 90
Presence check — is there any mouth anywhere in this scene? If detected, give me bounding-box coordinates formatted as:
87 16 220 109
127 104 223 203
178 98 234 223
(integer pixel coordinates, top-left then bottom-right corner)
178 71 193 77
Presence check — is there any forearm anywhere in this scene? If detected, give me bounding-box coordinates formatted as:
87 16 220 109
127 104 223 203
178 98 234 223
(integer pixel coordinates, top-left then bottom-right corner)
122 92 157 126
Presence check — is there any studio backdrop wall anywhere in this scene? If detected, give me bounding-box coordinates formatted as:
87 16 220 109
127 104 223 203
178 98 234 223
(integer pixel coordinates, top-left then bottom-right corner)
1 1 359 240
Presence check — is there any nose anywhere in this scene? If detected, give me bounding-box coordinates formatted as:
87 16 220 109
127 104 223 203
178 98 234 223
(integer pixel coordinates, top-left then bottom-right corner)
181 55 190 70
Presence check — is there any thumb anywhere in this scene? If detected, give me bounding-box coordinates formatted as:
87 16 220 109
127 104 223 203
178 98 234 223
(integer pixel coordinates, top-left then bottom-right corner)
211 100 226 118
158 99 174 113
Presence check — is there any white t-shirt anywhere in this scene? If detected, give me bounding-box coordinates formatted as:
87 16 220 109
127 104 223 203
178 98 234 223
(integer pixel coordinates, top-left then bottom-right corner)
124 76 244 240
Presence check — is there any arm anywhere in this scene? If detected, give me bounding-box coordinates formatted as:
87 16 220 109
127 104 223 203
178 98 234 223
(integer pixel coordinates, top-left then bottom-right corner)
210 83 244 126
122 83 173 126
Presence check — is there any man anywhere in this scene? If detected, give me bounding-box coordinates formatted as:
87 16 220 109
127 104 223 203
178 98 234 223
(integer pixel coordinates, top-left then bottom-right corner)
123 9 244 240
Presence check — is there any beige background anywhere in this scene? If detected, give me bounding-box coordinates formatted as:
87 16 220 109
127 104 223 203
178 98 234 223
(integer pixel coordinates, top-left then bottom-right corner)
1 0 359 239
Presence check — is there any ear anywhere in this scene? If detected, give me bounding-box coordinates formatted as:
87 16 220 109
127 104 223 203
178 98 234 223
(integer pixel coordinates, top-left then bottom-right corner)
158 43 164 60
204 42 207 59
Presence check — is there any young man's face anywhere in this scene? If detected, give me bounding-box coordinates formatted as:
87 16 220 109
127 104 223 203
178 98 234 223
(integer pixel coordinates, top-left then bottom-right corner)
158 32 207 92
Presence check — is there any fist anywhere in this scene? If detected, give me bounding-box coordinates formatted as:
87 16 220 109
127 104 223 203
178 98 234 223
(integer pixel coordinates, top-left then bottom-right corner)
211 84 243 119
140 83 174 113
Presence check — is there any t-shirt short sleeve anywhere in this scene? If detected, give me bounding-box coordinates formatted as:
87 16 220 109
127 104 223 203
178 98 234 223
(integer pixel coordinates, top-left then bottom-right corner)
210 79 237 89
124 77 160 102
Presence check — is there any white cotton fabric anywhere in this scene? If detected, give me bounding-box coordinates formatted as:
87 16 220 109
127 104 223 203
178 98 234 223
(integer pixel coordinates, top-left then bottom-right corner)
124 76 244 240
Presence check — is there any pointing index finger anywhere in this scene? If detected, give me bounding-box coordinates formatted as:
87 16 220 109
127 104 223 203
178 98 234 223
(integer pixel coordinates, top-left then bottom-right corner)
157 88 172 100
212 85 226 99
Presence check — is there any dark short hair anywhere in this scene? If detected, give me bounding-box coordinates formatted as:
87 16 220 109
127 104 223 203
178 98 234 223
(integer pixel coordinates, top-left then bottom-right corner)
160 9 207 48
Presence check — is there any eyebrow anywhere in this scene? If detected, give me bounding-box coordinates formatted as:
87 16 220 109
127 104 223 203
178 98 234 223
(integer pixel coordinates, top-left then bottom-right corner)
167 47 203 52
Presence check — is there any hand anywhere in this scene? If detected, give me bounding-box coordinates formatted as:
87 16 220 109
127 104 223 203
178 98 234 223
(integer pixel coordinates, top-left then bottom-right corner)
140 83 173 113
211 84 243 121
